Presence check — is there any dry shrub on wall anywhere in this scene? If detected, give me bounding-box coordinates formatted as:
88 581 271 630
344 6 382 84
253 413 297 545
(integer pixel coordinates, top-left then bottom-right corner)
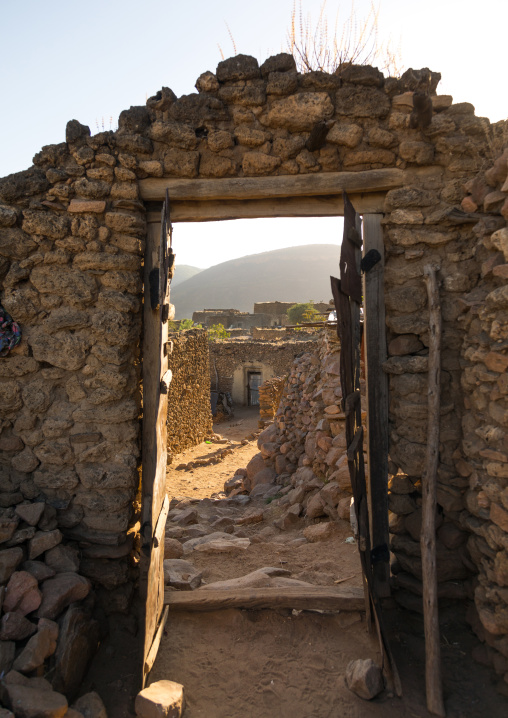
286 0 403 77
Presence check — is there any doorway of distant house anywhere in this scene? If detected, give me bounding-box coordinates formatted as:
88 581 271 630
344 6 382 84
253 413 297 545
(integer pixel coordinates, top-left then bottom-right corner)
247 371 262 406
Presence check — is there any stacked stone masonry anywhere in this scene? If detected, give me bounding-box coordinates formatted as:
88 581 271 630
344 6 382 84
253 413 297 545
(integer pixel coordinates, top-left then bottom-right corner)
240 329 355 526
0 50 506 685
258 376 286 423
166 329 213 459
455 139 508 682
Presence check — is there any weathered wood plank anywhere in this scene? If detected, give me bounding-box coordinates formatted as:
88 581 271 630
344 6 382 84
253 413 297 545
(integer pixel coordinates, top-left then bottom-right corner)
164 586 365 612
141 215 171 689
362 214 390 597
139 169 404 202
145 193 387 223
144 605 169 677
421 264 445 717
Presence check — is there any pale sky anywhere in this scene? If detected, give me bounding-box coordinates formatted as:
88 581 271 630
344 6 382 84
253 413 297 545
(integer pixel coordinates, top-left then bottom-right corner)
1 0 506 268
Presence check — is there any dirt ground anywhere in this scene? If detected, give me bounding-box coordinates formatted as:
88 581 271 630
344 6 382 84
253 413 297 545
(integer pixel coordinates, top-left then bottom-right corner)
149 406 508 718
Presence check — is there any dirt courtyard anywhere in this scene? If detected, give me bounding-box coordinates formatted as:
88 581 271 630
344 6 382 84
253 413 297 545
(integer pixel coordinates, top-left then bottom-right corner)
149 407 508 718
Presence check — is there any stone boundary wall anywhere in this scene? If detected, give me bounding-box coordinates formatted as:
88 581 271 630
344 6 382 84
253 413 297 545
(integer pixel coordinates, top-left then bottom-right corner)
0 137 144 607
192 309 247 327
251 328 288 340
454 137 508 683
208 338 317 398
1 48 506 685
243 329 354 528
166 329 213 459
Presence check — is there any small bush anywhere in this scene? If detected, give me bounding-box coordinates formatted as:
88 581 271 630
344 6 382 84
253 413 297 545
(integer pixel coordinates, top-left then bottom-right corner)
208 323 230 341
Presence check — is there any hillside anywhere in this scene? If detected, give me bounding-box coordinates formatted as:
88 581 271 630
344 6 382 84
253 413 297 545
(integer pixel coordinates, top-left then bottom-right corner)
170 244 339 320
171 264 203 288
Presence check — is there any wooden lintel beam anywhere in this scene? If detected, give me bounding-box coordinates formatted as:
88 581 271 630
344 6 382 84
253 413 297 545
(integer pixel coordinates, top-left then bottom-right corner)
164 585 365 612
146 192 388 223
139 169 404 203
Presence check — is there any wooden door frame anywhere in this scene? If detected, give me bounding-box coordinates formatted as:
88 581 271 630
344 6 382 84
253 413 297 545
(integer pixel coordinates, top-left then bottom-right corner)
140 174 392 682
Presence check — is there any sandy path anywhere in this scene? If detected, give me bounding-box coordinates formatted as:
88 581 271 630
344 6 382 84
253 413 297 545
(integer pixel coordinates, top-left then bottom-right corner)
151 408 508 718
165 406 262 499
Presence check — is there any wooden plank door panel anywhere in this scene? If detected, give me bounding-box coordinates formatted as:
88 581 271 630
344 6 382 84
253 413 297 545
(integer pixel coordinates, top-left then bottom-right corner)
141 205 171 686
362 214 390 596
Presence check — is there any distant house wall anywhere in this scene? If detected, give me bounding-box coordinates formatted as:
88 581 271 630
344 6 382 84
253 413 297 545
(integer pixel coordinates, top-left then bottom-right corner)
232 361 275 405
208 338 317 403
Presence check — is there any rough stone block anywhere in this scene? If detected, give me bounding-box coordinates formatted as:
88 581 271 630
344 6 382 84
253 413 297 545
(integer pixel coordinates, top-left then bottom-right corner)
163 559 202 590
336 86 390 117
13 621 58 673
260 92 334 131
345 658 384 700
36 572 91 620
52 605 100 701
5 684 67 717
135 680 185 718
72 692 107 718
0 547 24 583
3 571 41 615
303 522 336 542
28 529 62 560
0 612 37 641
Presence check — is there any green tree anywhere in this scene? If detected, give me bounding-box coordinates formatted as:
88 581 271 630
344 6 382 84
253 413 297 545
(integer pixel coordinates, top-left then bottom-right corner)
287 302 318 324
179 318 202 330
208 323 230 341
167 318 203 332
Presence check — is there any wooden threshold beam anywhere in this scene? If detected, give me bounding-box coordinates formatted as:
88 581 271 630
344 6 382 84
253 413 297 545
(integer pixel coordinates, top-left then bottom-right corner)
146 192 387 223
164 585 365 612
139 169 404 203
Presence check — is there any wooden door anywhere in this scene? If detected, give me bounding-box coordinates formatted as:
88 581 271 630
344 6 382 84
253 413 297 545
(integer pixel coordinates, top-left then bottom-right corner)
331 192 401 695
248 371 262 406
140 196 174 686
362 214 390 596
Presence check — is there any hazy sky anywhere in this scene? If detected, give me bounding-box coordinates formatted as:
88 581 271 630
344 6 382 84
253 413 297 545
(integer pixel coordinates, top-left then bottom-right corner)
1 0 505 267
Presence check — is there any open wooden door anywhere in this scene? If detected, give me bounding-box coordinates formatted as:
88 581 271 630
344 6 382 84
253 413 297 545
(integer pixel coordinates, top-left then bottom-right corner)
140 193 174 687
331 192 401 695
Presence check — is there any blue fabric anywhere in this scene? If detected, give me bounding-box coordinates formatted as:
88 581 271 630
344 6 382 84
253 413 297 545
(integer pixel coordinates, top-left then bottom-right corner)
0 304 21 356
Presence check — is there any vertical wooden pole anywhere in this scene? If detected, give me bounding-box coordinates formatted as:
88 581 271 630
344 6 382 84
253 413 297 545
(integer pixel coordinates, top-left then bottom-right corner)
141 216 171 687
362 214 390 598
421 264 445 717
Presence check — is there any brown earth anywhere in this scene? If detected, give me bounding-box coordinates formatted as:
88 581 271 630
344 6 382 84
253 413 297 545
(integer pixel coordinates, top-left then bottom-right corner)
149 407 508 718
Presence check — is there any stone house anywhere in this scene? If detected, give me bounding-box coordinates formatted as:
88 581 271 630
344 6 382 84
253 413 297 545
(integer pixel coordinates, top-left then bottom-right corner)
209 336 317 406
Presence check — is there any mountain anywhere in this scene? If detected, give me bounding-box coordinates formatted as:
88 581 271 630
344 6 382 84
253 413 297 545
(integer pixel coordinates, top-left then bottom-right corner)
170 244 339 320
171 264 203 288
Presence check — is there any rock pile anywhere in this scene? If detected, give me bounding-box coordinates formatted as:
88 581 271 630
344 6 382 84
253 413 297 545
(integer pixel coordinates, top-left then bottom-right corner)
258 376 285 425
224 329 357 529
0 500 105 712
166 329 213 459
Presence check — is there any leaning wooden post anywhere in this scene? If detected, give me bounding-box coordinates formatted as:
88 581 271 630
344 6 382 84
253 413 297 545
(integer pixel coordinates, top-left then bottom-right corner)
421 264 445 717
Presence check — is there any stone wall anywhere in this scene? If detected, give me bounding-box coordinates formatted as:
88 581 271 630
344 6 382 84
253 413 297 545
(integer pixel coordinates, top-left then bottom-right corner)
237 329 354 528
192 309 248 328
258 376 286 423
251 328 287 340
166 329 213 459
0 130 144 605
454 138 508 684
208 338 317 402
